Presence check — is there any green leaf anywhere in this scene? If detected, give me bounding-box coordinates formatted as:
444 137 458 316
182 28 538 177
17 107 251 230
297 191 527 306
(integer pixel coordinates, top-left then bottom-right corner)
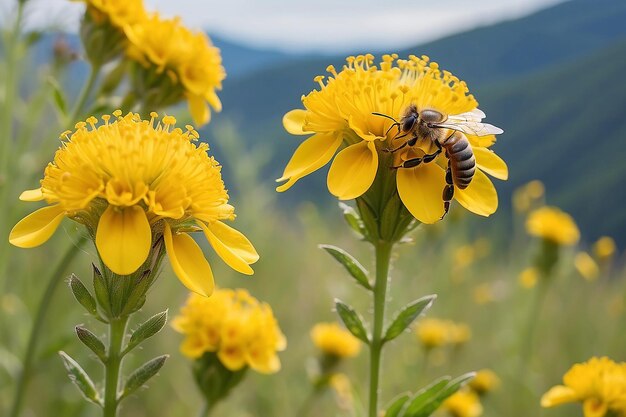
75 326 106 362
125 310 168 353
120 269 153 316
47 76 67 117
92 265 112 319
68 274 99 318
58 351 102 406
319 244 371 290
121 355 168 399
384 295 437 342
402 377 450 417
339 202 367 238
384 393 411 417
335 299 369 344
356 198 379 240
410 373 476 417
98 60 127 95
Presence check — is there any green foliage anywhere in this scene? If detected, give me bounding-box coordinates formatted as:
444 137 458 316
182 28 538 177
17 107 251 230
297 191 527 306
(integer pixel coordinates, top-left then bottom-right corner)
335 300 370 344
121 355 169 400
58 351 102 406
384 295 437 343
74 326 106 362
125 311 168 354
396 373 475 417
319 244 372 290
68 274 100 319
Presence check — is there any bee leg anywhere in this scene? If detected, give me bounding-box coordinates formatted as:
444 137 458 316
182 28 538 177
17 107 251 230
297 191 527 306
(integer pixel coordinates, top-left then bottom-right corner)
391 148 441 169
386 135 417 153
441 165 454 219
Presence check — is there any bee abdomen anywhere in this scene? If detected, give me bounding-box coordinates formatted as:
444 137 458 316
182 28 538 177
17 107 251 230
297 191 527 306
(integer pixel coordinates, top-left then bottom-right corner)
445 133 476 190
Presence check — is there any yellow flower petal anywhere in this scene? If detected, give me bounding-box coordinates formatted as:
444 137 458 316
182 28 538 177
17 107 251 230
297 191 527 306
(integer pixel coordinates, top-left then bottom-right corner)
188 94 210 126
474 147 508 180
276 132 342 192
397 162 446 224
583 398 608 417
283 109 310 135
327 141 378 200
9 205 65 248
163 223 214 297
541 385 578 407
199 221 258 275
455 169 498 217
95 205 151 275
19 188 44 202
218 345 247 371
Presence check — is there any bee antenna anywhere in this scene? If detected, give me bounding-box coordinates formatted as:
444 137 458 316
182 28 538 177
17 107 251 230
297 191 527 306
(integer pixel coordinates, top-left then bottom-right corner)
372 112 399 123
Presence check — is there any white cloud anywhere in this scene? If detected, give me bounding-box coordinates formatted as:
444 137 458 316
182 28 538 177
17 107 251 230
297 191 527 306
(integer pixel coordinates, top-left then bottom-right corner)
2 0 565 53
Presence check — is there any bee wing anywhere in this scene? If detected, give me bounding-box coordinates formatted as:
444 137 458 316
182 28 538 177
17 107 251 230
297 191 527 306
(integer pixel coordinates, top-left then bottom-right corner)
447 108 486 123
434 121 504 136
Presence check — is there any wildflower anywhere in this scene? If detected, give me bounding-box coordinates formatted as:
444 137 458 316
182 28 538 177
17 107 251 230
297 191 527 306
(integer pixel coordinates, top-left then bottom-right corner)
311 322 362 359
472 283 495 305
518 267 539 289
172 289 286 373
469 369 500 395
415 318 450 349
9 112 258 296
526 206 580 246
541 356 626 417
513 180 545 213
449 322 472 346
76 0 147 65
125 14 225 126
442 389 483 417
575 252 600 281
330 373 355 411
277 54 507 223
593 236 617 261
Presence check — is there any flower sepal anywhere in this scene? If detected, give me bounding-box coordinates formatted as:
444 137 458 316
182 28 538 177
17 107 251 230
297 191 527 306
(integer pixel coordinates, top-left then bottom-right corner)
80 10 126 67
192 351 249 408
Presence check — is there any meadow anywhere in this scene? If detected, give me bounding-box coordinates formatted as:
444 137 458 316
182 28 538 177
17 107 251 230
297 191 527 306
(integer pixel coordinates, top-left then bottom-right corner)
1 1 625 417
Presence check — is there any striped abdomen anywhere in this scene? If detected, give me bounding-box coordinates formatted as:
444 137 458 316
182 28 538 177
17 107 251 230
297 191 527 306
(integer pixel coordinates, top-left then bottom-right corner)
441 132 476 189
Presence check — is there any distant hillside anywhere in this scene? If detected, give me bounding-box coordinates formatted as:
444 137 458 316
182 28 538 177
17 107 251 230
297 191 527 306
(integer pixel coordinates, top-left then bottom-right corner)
212 0 626 244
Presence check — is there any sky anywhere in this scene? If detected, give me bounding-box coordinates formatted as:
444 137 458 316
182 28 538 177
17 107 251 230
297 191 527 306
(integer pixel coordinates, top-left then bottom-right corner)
2 0 565 53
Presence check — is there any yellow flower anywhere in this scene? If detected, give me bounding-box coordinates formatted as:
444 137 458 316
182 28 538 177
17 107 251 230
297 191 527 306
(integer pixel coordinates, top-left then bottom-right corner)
541 356 626 417
469 369 500 395
518 267 539 289
594 236 617 261
277 54 507 223
330 373 355 411
78 0 147 29
415 318 450 349
442 389 483 417
449 322 472 346
9 112 258 296
172 289 286 374
310 322 362 358
513 180 545 213
526 206 580 246
472 283 495 305
575 251 600 282
125 14 225 126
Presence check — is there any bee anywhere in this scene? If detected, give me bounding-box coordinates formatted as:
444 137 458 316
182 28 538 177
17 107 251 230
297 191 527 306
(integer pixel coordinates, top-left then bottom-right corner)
373 105 503 218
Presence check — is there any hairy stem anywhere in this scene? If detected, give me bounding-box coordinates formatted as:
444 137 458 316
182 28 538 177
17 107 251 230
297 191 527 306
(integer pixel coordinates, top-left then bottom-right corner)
368 240 393 417
103 316 129 417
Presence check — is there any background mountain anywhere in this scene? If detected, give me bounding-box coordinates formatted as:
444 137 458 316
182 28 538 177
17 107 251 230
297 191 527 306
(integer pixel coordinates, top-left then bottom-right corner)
209 0 626 246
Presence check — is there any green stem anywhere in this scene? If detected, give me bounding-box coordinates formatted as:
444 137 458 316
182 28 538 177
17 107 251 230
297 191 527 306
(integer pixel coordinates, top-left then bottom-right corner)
520 280 549 369
103 316 129 417
8 235 87 417
68 64 100 124
368 240 393 417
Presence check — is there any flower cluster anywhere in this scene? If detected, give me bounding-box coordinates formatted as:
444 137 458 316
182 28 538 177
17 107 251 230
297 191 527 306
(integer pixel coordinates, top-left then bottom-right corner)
415 318 471 349
172 289 286 374
541 356 626 417
310 322 362 358
526 206 580 246
9 112 257 296
468 369 500 395
78 0 224 125
277 54 507 223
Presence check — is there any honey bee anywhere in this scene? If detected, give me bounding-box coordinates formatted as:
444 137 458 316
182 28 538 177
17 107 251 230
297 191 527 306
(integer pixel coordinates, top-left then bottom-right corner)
374 105 503 218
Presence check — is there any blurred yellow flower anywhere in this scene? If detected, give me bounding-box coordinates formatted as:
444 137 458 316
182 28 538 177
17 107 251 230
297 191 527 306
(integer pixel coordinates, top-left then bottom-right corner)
541 356 626 417
513 180 544 213
330 373 354 411
79 0 147 29
575 252 600 282
415 318 470 349
593 236 617 261
125 14 225 126
526 206 580 246
442 389 483 417
472 283 495 305
469 369 500 395
310 322 361 358
518 267 539 289
9 112 258 296
277 54 507 223
172 289 286 374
